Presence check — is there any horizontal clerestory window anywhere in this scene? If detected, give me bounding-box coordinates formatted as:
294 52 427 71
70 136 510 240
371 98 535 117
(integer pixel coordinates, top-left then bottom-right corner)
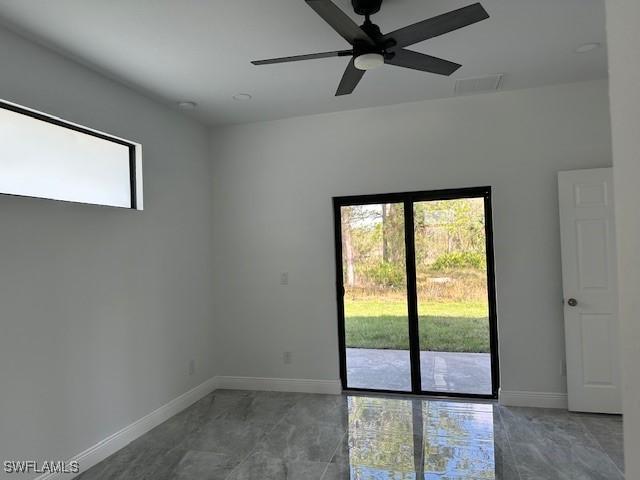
0 99 142 209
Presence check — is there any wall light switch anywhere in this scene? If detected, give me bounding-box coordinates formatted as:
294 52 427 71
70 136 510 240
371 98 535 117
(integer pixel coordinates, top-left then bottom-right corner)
280 272 289 285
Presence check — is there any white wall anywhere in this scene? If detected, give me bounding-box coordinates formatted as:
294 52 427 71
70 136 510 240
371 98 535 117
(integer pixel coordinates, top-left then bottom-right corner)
210 80 612 398
0 26 216 474
606 0 640 476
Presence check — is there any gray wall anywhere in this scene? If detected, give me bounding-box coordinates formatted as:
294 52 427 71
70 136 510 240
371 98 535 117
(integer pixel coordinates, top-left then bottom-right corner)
0 26 216 471
606 0 640 475
210 80 612 397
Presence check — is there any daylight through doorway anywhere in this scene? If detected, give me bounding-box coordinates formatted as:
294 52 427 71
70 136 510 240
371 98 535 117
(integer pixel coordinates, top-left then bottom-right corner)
334 188 499 398
341 202 412 392
414 198 492 395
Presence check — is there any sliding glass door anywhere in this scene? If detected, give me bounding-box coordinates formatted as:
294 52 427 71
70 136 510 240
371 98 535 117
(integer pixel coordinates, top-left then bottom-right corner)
334 187 499 398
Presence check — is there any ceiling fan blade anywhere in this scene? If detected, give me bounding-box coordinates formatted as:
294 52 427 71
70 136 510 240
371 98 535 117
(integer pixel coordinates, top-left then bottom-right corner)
383 3 489 48
252 50 352 65
306 0 375 46
336 58 365 96
386 49 461 76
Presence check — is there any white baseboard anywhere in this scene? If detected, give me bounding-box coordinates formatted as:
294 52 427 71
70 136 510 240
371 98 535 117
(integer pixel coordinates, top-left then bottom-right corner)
35 376 219 480
499 389 568 409
215 376 342 395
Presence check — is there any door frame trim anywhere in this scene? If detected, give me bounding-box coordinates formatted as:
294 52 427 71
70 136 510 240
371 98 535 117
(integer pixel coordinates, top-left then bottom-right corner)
332 186 500 399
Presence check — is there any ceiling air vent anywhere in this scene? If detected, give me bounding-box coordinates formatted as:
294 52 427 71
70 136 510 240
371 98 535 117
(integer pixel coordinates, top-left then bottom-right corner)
455 74 504 95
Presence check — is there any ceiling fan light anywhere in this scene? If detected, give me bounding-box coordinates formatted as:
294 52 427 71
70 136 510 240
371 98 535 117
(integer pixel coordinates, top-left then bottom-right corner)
354 53 384 71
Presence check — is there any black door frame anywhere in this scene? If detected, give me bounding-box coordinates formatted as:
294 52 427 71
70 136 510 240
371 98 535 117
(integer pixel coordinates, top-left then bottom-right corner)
333 186 499 399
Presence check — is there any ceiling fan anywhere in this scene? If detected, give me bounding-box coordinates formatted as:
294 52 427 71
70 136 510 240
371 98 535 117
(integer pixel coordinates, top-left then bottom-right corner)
252 0 489 96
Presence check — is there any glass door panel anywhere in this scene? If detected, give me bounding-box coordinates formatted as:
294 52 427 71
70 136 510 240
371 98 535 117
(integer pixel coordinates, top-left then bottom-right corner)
340 203 411 391
413 197 493 395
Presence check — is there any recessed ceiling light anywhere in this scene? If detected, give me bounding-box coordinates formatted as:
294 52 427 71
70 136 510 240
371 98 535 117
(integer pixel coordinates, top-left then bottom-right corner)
177 101 197 109
233 93 253 101
574 43 601 54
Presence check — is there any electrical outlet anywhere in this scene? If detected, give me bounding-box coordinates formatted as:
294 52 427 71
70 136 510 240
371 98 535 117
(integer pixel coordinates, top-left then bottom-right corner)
189 359 196 376
283 351 292 364
280 272 289 285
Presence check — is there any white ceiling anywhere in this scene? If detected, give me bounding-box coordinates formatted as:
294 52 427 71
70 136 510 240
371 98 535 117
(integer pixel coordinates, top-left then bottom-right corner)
0 0 607 126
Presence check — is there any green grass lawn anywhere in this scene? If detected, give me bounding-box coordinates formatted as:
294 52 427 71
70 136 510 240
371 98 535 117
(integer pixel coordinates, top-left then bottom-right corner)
345 298 490 353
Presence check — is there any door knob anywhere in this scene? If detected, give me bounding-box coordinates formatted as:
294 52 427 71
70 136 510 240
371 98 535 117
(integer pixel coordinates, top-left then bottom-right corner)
567 298 578 307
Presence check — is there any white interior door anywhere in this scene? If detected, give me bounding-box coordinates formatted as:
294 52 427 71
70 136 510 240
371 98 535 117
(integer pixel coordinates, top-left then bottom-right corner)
558 168 621 413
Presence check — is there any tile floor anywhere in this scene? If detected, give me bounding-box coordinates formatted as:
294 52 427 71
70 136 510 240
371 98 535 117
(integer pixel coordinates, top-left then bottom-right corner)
77 389 624 480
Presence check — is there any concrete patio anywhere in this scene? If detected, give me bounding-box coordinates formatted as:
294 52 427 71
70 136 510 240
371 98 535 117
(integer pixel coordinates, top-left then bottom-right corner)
346 348 492 395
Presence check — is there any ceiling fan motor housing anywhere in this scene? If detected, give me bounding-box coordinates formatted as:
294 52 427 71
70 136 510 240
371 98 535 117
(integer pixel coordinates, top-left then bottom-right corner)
351 0 383 16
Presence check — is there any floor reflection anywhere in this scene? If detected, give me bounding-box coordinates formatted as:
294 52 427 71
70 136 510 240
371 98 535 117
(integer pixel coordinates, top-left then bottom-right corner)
343 396 498 479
